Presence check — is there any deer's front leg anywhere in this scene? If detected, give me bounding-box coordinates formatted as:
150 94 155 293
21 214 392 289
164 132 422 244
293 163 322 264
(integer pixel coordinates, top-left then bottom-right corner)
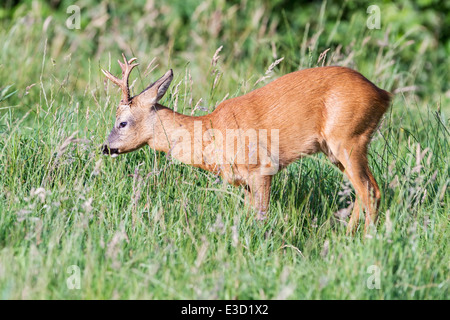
244 174 272 220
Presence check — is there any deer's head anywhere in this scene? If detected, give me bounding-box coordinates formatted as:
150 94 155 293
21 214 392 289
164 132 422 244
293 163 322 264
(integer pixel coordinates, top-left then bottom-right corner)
101 54 173 157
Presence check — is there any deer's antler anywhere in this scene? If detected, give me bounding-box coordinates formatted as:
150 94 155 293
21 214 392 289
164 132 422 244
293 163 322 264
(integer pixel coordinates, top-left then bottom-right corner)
102 53 139 104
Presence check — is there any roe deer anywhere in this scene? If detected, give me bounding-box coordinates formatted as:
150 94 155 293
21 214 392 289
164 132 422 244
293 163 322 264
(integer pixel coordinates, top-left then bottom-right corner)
102 54 392 234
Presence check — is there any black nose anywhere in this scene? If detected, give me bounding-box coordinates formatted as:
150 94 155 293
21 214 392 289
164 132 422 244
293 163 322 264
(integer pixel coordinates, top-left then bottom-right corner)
102 145 119 156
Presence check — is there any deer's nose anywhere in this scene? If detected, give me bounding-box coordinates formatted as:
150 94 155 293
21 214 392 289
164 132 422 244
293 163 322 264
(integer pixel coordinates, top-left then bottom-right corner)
102 144 119 156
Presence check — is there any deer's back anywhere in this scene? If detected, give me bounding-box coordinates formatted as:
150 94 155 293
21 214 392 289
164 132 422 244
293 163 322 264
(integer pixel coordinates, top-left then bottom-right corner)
208 66 391 167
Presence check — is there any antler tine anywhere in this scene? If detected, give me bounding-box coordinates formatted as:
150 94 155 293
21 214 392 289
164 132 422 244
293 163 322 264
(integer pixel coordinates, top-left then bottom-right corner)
101 69 122 87
102 53 139 104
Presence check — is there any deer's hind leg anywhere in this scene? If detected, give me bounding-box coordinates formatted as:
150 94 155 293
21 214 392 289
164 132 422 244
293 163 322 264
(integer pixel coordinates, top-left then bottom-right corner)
324 138 381 234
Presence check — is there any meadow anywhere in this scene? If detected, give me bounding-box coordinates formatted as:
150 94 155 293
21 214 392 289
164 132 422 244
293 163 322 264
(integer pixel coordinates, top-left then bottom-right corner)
0 0 448 299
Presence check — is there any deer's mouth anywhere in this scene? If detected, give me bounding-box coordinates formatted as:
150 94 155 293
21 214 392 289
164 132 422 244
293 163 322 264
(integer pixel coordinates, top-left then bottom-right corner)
102 144 120 157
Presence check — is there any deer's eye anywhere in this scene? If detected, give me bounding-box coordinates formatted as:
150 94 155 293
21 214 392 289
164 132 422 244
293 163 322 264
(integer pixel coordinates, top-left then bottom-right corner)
119 122 127 129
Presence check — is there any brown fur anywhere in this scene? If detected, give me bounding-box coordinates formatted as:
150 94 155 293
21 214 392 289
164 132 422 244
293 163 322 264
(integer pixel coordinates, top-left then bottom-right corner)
103 59 392 234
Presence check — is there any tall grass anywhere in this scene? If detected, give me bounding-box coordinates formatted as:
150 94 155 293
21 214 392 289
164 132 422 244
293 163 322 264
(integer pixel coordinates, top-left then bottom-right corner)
0 0 448 299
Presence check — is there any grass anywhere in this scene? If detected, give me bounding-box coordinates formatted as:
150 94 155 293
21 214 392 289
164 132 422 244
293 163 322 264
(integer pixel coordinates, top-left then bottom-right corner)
0 0 448 299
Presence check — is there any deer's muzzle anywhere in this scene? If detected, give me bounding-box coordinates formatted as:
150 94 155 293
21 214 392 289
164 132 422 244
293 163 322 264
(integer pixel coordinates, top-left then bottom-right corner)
102 144 119 157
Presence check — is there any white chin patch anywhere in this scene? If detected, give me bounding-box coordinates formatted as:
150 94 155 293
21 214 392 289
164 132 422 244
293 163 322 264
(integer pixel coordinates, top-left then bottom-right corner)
111 153 119 158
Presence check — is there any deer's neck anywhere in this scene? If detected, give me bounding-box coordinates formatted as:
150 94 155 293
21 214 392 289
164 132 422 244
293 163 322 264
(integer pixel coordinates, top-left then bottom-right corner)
148 105 216 171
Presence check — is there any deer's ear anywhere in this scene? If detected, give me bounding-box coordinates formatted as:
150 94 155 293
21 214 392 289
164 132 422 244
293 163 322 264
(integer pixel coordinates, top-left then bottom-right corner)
136 69 173 106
